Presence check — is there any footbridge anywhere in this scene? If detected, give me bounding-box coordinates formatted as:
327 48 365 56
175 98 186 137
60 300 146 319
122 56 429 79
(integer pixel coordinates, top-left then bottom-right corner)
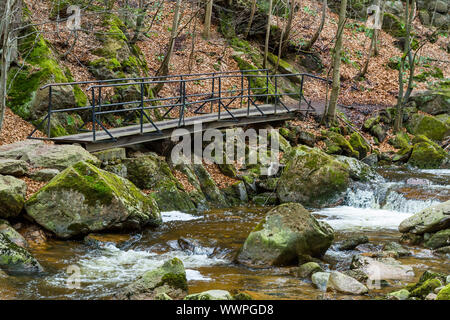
28 70 330 152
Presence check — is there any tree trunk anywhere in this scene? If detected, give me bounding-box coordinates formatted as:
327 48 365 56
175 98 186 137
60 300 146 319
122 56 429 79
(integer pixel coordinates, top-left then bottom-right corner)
280 0 296 56
203 0 213 39
394 0 414 133
263 0 273 69
303 0 327 52
0 0 14 131
326 0 347 125
154 0 182 94
244 0 257 39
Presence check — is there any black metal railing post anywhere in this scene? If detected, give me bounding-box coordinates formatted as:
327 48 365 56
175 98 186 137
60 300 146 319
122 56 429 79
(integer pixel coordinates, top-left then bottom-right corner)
265 69 269 104
299 75 304 109
274 76 278 115
218 76 222 120
178 80 186 127
91 87 96 142
140 82 144 134
47 86 52 138
211 73 215 113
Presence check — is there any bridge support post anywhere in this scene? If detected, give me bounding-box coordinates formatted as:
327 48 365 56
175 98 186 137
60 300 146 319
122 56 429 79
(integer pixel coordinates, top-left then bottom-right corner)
47 86 52 138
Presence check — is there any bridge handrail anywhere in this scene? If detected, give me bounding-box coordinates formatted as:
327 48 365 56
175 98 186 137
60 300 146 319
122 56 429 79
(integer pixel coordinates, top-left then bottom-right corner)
39 69 270 90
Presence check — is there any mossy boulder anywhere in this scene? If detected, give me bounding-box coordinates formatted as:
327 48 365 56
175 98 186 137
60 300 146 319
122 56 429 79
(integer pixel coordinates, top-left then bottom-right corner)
22 144 100 170
407 137 448 169
407 113 449 142
0 219 28 249
118 258 187 300
388 132 411 150
121 154 196 212
25 161 161 239
232 55 276 101
424 229 450 249
324 131 359 158
410 278 443 299
298 262 323 278
408 89 450 115
7 8 87 124
387 289 410 300
0 159 28 177
0 233 43 274
437 284 450 300
277 146 351 207
267 52 303 84
0 175 27 219
399 200 450 235
236 203 334 267
193 164 229 208
349 132 370 159
334 156 381 182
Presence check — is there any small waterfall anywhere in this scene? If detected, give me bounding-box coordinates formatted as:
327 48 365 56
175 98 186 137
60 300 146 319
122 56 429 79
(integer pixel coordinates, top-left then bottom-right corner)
344 181 443 214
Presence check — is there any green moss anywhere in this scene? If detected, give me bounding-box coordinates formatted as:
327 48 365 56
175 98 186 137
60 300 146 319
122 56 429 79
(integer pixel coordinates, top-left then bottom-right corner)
324 131 359 158
410 278 442 299
349 132 370 159
363 116 380 131
408 138 447 169
437 284 450 300
388 132 410 149
407 114 449 142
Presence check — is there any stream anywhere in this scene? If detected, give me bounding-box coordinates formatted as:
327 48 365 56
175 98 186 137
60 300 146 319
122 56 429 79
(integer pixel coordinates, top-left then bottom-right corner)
0 167 449 300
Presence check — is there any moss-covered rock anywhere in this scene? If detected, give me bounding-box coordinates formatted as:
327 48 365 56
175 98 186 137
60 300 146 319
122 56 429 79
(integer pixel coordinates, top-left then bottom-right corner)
424 229 450 249
0 175 27 219
407 137 448 169
277 146 351 207
387 289 410 300
267 52 303 84
349 132 370 159
437 284 450 300
298 262 323 278
388 132 411 150
223 181 248 206
236 203 334 267
324 131 359 158
118 258 187 300
408 88 450 116
0 219 28 249
25 161 161 239
407 113 449 142
334 156 380 182
399 200 450 235
193 164 229 208
7 6 87 126
410 278 443 299
121 154 196 212
0 159 28 177
22 144 100 170
0 233 43 274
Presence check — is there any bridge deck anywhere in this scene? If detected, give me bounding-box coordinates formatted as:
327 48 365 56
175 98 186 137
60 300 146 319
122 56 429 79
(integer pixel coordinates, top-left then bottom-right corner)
51 103 308 152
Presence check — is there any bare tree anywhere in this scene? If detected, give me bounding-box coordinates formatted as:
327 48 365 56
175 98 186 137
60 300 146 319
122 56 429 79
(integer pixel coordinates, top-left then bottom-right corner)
280 0 296 55
0 0 20 131
302 0 327 51
154 0 182 93
244 0 257 39
203 0 213 39
263 0 273 69
325 0 347 125
394 0 416 133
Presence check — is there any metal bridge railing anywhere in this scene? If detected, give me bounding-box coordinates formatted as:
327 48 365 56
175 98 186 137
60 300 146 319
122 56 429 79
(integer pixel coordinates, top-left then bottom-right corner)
29 70 331 143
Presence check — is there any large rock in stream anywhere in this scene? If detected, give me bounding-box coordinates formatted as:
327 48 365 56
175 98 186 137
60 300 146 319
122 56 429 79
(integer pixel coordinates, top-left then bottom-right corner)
25 161 161 239
236 203 334 268
276 146 379 207
117 258 188 300
0 233 43 274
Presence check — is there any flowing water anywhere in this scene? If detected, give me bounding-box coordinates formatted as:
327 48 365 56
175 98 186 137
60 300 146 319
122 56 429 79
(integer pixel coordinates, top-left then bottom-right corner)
0 167 449 300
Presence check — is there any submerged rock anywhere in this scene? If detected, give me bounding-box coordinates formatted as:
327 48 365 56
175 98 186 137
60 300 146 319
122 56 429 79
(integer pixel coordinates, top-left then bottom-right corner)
118 258 187 300
298 262 323 279
337 235 369 251
277 146 351 207
185 290 233 300
382 242 411 257
0 233 43 274
25 161 161 239
0 175 27 219
236 203 334 267
328 271 368 295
